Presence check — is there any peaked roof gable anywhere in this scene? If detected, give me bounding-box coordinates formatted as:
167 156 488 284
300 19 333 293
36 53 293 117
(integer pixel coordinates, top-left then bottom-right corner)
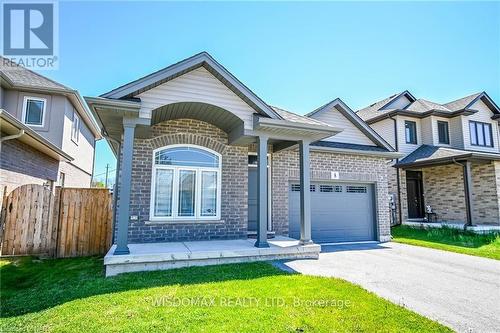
445 91 500 114
306 98 395 151
356 90 416 121
101 52 280 119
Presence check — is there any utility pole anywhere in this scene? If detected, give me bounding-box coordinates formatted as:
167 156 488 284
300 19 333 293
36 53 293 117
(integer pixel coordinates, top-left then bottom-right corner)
104 164 109 189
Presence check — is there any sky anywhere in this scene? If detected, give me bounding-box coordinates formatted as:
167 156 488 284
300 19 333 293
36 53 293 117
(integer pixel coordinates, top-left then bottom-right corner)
38 1 500 185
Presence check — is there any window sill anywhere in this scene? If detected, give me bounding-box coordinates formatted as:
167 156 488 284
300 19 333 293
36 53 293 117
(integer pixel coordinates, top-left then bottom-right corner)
145 219 225 225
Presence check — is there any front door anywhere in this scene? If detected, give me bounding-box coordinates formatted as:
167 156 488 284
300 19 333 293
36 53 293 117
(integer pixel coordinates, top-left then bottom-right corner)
406 171 424 219
248 155 271 233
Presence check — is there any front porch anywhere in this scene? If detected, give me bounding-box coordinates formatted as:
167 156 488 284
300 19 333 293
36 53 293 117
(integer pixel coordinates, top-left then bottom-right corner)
104 236 320 277
395 145 500 228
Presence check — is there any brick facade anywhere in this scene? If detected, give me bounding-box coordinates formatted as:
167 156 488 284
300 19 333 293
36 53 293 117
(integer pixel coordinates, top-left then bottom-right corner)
422 164 467 222
0 137 59 195
389 161 500 226
118 119 248 243
117 118 392 243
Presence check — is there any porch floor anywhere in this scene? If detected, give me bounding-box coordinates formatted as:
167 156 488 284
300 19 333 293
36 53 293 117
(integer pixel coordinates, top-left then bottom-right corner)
104 236 321 277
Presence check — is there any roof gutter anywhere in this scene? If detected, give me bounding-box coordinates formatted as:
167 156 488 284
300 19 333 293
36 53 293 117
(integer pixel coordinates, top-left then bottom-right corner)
0 129 24 142
365 109 478 125
310 145 403 159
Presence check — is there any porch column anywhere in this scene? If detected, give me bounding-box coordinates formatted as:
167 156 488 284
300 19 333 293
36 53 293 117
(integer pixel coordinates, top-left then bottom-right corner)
255 135 269 248
299 140 313 244
462 161 474 226
114 121 136 255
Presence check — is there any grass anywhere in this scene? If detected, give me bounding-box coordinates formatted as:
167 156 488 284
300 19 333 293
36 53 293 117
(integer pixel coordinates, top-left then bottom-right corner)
0 256 450 333
392 225 500 260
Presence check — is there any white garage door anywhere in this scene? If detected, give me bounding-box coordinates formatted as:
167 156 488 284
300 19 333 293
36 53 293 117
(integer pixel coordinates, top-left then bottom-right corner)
289 182 376 243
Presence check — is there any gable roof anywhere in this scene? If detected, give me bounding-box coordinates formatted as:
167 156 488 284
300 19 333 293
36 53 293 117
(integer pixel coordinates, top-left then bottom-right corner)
0 57 102 139
444 91 500 114
356 90 416 121
0 56 70 92
101 52 281 120
356 90 500 124
306 98 395 151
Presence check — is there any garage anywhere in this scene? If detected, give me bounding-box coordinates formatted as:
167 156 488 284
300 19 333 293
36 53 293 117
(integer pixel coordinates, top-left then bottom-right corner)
289 182 377 243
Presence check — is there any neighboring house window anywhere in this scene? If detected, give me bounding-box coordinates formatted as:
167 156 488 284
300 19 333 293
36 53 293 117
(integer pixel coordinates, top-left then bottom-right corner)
469 121 493 147
405 121 417 144
71 111 80 143
150 145 221 220
22 97 46 126
59 172 66 188
437 121 450 144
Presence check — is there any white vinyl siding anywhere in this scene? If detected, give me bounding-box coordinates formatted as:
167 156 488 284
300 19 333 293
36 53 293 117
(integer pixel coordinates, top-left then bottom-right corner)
137 67 257 130
310 107 375 145
369 118 396 149
381 95 412 110
462 99 500 152
421 117 433 145
449 116 464 148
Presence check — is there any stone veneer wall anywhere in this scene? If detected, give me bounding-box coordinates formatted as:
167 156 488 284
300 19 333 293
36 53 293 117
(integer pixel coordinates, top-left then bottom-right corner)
0 137 59 195
271 150 391 242
116 119 248 243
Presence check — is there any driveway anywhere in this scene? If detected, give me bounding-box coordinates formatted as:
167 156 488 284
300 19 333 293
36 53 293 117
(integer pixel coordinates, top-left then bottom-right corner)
276 242 500 333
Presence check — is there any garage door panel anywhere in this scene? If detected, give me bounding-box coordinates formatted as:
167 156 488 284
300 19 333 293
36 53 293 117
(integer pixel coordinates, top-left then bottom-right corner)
289 182 376 243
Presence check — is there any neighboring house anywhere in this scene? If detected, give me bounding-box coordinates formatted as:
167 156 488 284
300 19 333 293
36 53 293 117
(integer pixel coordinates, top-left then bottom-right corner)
86 52 400 259
0 58 102 195
357 90 500 229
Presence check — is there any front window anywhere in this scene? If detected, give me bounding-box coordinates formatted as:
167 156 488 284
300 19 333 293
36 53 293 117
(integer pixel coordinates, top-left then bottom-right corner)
469 121 493 147
405 121 417 144
437 121 450 144
151 145 221 220
23 97 46 126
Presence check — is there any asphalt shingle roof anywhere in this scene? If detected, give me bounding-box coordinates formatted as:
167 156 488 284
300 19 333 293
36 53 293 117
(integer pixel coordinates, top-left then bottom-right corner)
356 91 486 122
0 56 71 91
396 145 471 166
271 106 333 127
443 92 482 111
355 93 402 121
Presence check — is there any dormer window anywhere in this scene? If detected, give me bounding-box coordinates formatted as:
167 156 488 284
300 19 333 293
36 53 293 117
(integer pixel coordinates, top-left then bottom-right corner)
22 97 46 127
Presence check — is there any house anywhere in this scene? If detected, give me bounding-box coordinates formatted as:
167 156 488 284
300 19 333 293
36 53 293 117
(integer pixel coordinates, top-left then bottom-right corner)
0 57 102 195
356 90 500 230
86 52 400 276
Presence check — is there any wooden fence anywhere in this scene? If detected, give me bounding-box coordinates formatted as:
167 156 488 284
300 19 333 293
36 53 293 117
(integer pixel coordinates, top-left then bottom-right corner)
0 185 113 258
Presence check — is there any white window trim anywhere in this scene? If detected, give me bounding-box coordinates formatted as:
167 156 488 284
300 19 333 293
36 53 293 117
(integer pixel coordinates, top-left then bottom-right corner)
71 111 80 143
149 144 222 221
21 96 47 127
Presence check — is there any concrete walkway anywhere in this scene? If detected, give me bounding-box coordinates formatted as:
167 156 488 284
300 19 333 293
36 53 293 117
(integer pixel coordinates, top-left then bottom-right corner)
276 242 500 333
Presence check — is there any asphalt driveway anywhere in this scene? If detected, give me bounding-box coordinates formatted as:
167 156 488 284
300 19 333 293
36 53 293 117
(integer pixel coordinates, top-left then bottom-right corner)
276 242 500 333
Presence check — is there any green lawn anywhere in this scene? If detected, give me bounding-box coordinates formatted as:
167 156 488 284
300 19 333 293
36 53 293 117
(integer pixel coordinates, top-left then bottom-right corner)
0 256 450 333
392 225 500 260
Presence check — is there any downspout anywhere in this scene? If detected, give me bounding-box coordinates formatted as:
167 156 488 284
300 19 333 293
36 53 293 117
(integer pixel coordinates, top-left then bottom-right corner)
390 116 402 225
452 158 473 230
106 134 121 244
0 129 25 142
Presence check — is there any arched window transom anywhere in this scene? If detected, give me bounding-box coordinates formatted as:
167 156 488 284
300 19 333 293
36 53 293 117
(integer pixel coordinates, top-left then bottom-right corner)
150 145 221 220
